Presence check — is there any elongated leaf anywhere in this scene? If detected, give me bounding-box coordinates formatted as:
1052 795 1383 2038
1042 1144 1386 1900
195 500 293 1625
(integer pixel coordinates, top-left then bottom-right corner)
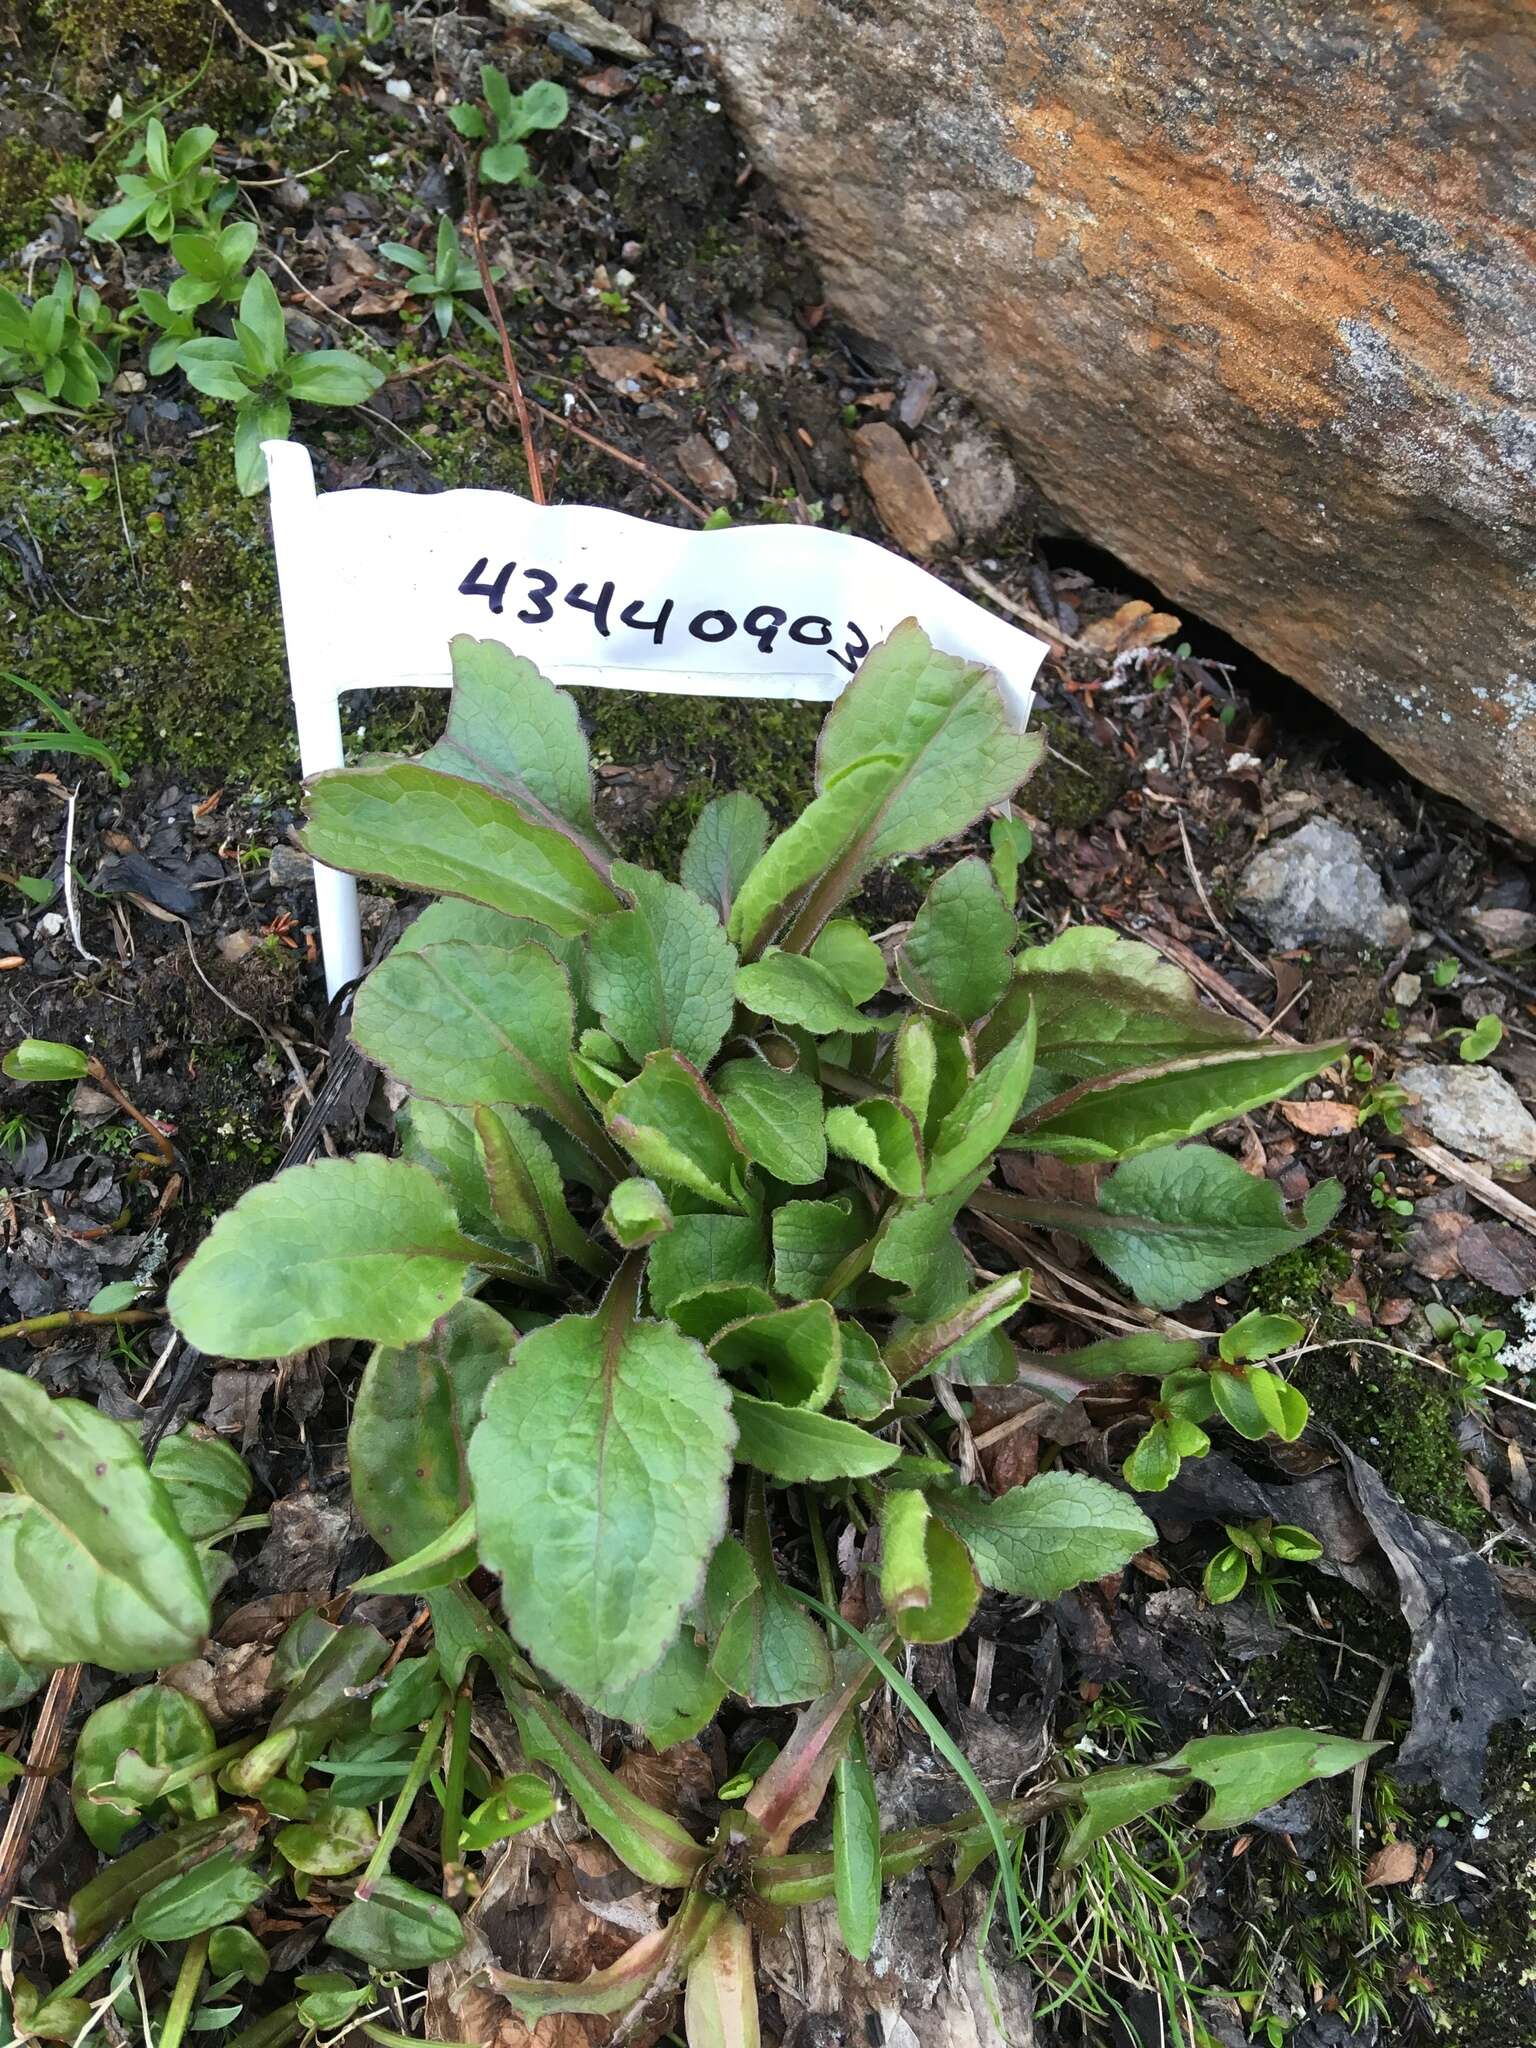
1179 1728 1384 1831
398 1098 538 1265
0 1376 209 1671
268 1623 390 1770
883 1272 1028 1385
933 1471 1156 1598
476 1104 605 1273
607 1051 749 1210
731 1394 897 1481
132 1847 266 1940
832 1732 881 1961
168 1157 478 1357
72 1685 218 1852
350 1504 477 1593
3 1037 88 1081
891 1518 978 1646
735 950 877 1036
713 1059 827 1185
826 1098 924 1196
682 792 770 922
685 1913 760 2048
928 1008 1037 1193
394 895 586 980
729 622 1042 957
587 861 738 1067
70 1812 260 1947
772 1194 874 1301
328 1876 465 1966
422 636 600 844
469 1286 735 1697
1014 1332 1204 1384
705 1529 833 1707
879 1490 933 1615
1017 1041 1346 1162
898 857 1015 1022
302 761 616 932
1079 1144 1345 1309
487 1906 712 2020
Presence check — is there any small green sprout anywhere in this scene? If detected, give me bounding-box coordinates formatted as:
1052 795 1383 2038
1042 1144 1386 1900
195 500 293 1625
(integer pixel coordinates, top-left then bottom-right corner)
1369 1170 1413 1217
1203 1517 1323 1611
379 219 499 341
450 68 569 185
0 267 117 415
86 119 233 246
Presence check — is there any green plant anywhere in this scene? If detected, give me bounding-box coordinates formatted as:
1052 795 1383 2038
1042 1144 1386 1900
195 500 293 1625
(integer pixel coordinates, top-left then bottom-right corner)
379 218 499 340
162 627 1346 1712
3 674 129 785
1425 1301 1508 1398
1202 1517 1323 1612
1455 1014 1503 1062
165 222 260 313
1369 1169 1413 1216
85 119 233 246
177 270 385 494
0 266 117 415
1431 956 1459 988
1358 1079 1409 1133
449 68 569 185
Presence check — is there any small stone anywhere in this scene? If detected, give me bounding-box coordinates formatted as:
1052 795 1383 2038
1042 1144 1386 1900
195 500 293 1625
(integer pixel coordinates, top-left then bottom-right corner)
674 431 738 504
897 365 939 429
933 422 1020 539
266 844 314 888
1392 971 1422 1006
1396 1061 1536 1170
1468 906 1536 952
1237 818 1411 952
850 422 956 558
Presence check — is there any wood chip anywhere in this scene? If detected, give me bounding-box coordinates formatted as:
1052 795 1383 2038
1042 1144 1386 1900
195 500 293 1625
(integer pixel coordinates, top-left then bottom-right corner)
1279 1098 1359 1136
1363 1840 1419 1888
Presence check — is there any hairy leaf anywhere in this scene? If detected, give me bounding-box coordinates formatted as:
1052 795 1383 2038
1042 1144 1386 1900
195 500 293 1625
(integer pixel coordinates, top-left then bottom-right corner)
705 1534 833 1707
714 1059 828 1185
809 920 887 1005
927 1008 1037 1193
711 1300 842 1410
168 1157 477 1357
422 636 600 844
826 1097 924 1195
647 1214 768 1315
682 792 770 922
588 1626 725 1748
150 1432 252 1540
731 1394 898 1481
934 1471 1155 1599
608 1051 750 1209
604 1176 673 1249
587 861 738 1068
898 857 1014 1023
735 950 878 1036
771 1194 874 1302
470 1293 735 1696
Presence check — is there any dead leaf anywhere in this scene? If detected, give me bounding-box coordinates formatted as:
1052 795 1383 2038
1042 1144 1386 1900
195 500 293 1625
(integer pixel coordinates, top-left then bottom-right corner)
585 345 668 391
1363 1839 1419 1888
1463 1462 1494 1513
1278 1099 1359 1136
1404 1206 1468 1282
849 422 955 558
579 66 633 97
351 288 410 317
1456 1221 1536 1294
1079 599 1182 655
1330 1269 1371 1320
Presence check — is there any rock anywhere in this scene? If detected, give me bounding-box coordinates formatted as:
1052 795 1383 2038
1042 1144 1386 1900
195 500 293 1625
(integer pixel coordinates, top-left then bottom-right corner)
931 411 1021 539
1468 906 1536 953
659 0 1536 842
1237 819 1411 952
1397 1061 1536 1169
266 843 314 889
674 431 738 504
849 422 956 557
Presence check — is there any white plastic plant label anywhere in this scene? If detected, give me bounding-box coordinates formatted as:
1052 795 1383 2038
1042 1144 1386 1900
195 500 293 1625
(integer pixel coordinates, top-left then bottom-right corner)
263 440 1049 993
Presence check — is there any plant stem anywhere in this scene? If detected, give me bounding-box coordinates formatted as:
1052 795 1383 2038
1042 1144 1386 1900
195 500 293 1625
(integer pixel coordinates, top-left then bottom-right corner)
439 1688 472 1875
44 1924 137 2006
85 1057 176 1167
458 150 545 505
355 1699 450 1901
155 1734 261 1799
158 1932 209 2048
0 1307 161 1344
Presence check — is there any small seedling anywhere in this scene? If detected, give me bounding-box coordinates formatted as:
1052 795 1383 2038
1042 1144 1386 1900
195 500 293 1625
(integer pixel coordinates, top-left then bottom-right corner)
165 222 259 312
1426 1301 1508 1399
1431 956 1459 988
450 67 569 185
3 673 129 786
177 270 385 494
1369 1169 1413 1217
379 218 500 340
1453 1014 1503 1063
86 119 233 245
1358 1079 1409 1134
1204 1517 1324 1612
3 1038 174 1167
1120 1309 1309 1493
0 267 117 415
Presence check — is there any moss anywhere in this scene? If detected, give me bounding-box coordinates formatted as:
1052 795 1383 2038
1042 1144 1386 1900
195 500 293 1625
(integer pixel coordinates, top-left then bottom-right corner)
1245 1240 1353 1315
43 0 208 68
0 139 104 249
1023 711 1125 829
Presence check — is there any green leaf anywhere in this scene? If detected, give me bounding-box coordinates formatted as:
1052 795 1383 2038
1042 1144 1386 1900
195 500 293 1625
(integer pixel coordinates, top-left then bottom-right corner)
927 1008 1037 1193
287 350 384 405
476 1104 604 1273
1461 1013 1502 1062
267 1622 390 1774
70 1812 258 1947
735 949 878 1036
1218 1309 1305 1364
685 1913 760 2048
328 1877 465 1967
86 1279 139 1314
588 1626 726 1747
711 1300 842 1410
301 760 616 933
277 1803 378 1877
208 1926 269 1985
835 1322 896 1420
1016 1333 1205 1384
933 1472 1156 1598
704 1531 832 1707
1075 1143 1345 1310
681 792 769 923
1058 1762 1187 1869
0 1647 43 1712
0 1376 209 1670
731 1394 897 1481
72 1685 218 1853
176 339 250 404
826 1097 925 1195
607 1051 749 1209
168 1156 478 1357
604 1176 673 1249
422 636 600 843
1121 1422 1185 1492
351 1298 514 1559
981 926 1252 1077
771 1194 873 1301
714 1059 828 1185
469 1293 735 1697
236 269 286 373
150 1431 252 1539
832 1733 881 1961
879 1489 933 1615
371 1652 445 1732
1175 1728 1384 1831
2 1037 88 1081
989 814 1032 905
898 858 1015 1023
398 1098 535 1262
481 138 531 184
352 940 609 1167
1210 1365 1305 1442
1018 1041 1347 1163
883 1272 1027 1385
1269 1523 1324 1562
809 920 887 1005
891 1517 979 1645
393 895 586 977
132 1848 266 1941
350 1508 477 1594
459 1772 556 1851
728 622 1042 958
587 861 738 1068
1203 1547 1249 1605
507 77 569 135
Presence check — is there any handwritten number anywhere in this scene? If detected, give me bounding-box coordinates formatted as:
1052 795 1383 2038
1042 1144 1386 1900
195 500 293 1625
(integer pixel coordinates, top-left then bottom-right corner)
689 608 737 644
829 620 871 676
517 567 557 624
565 579 615 637
620 596 674 644
459 558 516 615
744 605 786 655
789 615 832 648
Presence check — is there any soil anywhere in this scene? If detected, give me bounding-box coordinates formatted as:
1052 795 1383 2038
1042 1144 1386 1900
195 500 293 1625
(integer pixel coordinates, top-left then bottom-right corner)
4 4 1536 2044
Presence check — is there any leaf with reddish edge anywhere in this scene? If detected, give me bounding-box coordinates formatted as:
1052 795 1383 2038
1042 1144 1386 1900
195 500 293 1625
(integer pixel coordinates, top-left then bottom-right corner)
743 1653 883 1853
684 1912 760 2048
484 1893 720 2019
